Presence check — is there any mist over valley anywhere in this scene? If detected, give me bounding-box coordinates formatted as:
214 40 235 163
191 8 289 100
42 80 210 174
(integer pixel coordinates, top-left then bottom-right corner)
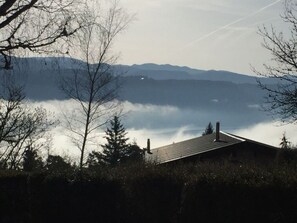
0 57 293 153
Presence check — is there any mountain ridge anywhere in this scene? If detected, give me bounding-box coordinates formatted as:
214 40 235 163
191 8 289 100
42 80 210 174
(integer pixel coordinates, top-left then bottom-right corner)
115 62 261 84
1 56 273 84
0 57 273 110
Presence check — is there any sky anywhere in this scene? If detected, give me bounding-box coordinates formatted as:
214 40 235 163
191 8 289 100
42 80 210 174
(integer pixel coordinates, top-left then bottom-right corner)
115 0 287 75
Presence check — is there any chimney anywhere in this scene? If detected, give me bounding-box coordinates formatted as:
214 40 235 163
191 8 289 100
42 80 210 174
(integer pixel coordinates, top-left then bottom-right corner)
147 138 152 154
215 122 220 142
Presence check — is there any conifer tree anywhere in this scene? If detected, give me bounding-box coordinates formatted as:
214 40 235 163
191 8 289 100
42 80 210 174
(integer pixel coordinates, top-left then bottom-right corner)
46 155 73 173
87 116 143 167
280 133 291 149
101 116 130 166
202 122 214 136
22 147 43 172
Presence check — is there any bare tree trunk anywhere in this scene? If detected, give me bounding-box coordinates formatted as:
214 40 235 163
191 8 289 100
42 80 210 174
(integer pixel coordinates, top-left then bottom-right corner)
60 1 132 170
80 97 92 170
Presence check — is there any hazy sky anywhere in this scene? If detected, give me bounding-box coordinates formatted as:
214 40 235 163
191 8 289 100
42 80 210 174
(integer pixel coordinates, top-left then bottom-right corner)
115 0 286 75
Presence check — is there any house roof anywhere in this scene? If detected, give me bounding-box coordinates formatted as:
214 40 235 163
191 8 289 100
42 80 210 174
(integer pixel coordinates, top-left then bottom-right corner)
145 131 277 164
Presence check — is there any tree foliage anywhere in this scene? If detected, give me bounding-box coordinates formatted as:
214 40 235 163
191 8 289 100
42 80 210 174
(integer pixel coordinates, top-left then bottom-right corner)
46 155 73 173
98 115 129 166
280 133 291 149
202 122 214 136
22 147 43 171
88 116 143 167
255 0 297 123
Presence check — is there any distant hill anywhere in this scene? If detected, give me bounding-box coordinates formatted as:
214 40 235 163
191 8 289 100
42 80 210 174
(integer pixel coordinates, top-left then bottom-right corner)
0 57 273 110
2 56 275 83
114 63 277 85
16 57 271 84
119 76 266 111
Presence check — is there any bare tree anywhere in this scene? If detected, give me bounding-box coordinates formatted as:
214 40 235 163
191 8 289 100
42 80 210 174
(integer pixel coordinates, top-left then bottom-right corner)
60 1 131 170
0 0 86 169
255 0 297 123
0 0 83 69
0 79 55 169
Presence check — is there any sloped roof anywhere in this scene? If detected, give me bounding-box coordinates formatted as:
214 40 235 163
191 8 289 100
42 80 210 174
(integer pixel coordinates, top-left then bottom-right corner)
145 132 276 164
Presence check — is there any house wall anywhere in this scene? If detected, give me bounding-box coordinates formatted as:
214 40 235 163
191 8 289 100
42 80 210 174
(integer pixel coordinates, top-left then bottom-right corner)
239 142 278 164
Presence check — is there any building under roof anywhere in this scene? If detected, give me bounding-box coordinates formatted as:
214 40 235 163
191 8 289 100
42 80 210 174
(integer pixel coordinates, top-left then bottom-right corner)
145 123 278 165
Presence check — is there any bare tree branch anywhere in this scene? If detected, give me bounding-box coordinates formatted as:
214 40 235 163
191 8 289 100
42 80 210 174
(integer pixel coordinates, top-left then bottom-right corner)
0 0 84 69
256 0 297 123
0 79 56 169
59 1 131 170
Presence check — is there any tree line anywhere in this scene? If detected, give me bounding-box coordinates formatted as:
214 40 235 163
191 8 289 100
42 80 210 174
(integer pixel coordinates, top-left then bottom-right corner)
0 113 144 172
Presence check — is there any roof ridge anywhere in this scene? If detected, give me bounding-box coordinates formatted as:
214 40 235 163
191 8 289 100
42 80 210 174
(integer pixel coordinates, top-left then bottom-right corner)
220 131 245 142
225 132 279 150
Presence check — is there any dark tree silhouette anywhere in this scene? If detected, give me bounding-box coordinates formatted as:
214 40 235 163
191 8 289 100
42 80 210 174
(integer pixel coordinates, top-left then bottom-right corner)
101 116 130 166
46 155 73 173
121 143 144 164
0 0 82 69
202 122 214 136
88 116 143 167
0 83 55 169
280 133 291 149
255 0 297 123
22 147 43 171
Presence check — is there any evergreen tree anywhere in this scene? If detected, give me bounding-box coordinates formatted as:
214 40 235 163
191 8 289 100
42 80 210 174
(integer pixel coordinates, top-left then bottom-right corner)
280 133 291 149
101 116 130 166
121 143 144 164
202 122 214 136
22 147 43 172
46 155 73 173
88 116 143 167
87 151 104 169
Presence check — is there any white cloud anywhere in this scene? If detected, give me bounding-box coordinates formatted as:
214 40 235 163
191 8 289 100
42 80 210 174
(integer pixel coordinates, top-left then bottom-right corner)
128 125 198 149
132 120 297 149
247 104 261 109
25 100 209 153
235 121 297 147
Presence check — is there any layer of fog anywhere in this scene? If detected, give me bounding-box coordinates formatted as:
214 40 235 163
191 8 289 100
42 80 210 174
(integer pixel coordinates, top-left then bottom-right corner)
28 100 297 158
